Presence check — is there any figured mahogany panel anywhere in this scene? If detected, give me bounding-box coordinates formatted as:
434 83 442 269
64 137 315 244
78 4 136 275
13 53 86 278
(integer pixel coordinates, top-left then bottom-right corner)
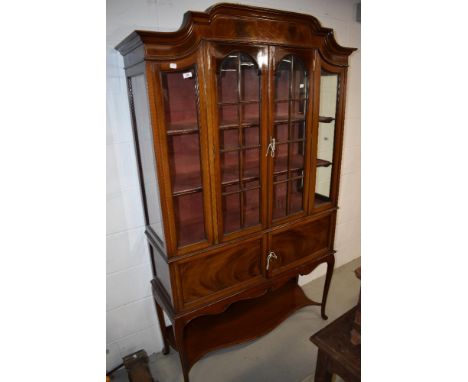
178 238 263 304
270 214 331 272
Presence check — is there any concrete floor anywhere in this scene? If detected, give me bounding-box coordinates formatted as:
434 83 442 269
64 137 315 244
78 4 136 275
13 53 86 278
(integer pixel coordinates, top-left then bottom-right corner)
112 257 361 382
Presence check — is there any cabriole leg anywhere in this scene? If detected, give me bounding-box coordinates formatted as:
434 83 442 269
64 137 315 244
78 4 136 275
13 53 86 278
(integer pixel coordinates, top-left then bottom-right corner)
173 320 190 382
321 254 335 320
154 300 170 355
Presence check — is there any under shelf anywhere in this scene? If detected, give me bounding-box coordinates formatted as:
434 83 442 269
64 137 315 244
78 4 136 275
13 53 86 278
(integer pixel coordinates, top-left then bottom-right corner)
165 278 315 370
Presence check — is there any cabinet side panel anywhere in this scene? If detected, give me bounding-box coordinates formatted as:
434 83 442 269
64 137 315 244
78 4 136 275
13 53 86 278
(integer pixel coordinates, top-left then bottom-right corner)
152 245 173 303
130 75 165 245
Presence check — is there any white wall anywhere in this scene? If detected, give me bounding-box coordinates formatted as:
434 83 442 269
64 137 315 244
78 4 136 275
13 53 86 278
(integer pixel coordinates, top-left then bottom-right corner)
106 0 360 370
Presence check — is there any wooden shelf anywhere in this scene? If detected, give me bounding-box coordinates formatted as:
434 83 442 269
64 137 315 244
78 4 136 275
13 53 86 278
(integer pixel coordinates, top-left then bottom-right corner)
274 113 306 124
275 98 307 103
221 159 260 187
172 172 203 196
165 278 315 370
218 100 259 106
319 116 335 123
220 116 260 129
221 175 260 188
273 155 304 175
166 122 199 135
220 144 261 153
316 159 332 167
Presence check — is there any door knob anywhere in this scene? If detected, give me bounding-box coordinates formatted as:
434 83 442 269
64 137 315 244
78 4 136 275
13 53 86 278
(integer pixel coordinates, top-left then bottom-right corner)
266 251 278 270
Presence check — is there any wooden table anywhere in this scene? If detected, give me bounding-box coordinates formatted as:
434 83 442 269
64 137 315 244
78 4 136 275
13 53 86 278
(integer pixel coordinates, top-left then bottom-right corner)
310 307 361 382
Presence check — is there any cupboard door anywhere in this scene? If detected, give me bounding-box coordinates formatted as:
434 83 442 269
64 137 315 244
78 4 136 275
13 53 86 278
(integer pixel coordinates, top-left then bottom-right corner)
209 44 269 241
156 55 213 254
269 48 315 225
176 236 265 307
268 214 332 275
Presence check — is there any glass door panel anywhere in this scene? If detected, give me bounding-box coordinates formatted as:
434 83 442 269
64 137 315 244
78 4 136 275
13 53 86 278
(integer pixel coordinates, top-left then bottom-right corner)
315 69 339 206
272 55 308 220
217 52 262 234
161 66 206 247
130 75 165 245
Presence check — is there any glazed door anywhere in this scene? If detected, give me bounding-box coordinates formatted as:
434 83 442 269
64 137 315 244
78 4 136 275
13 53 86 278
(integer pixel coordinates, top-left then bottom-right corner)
152 52 214 256
207 43 269 242
310 59 347 211
268 47 316 226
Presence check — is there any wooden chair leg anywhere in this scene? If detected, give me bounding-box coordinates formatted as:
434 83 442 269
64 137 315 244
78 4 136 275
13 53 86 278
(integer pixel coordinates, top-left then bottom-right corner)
321 254 335 320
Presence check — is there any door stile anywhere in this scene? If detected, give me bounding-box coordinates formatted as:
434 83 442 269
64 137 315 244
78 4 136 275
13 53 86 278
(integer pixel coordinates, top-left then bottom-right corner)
195 47 215 248
202 41 220 244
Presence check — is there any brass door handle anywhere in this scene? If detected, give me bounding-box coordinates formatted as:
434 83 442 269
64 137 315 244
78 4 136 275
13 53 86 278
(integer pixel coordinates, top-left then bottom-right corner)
266 251 278 270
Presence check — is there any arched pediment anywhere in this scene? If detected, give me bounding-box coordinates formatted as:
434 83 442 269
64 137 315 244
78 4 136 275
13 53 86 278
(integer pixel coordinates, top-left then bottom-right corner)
116 3 356 67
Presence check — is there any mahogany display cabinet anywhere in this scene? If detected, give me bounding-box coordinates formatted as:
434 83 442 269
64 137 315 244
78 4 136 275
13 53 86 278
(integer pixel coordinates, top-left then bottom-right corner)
116 3 356 381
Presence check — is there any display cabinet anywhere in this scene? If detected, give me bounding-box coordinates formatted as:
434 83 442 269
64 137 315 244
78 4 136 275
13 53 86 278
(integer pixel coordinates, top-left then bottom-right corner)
116 4 355 381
